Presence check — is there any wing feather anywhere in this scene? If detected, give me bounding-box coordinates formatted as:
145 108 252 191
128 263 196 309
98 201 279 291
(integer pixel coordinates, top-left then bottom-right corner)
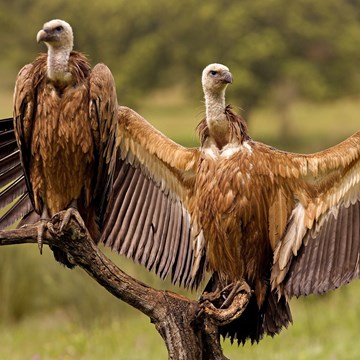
120 172 146 257
0 115 32 229
0 193 32 229
133 180 156 262
136 183 160 264
0 176 27 208
268 131 360 296
100 107 206 287
0 163 23 189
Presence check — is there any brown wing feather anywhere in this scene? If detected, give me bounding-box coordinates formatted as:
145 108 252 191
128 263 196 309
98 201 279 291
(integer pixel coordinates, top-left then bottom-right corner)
268 131 360 296
100 106 206 287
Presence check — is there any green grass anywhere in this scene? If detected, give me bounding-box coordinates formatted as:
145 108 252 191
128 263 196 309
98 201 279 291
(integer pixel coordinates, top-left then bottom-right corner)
0 310 168 360
2 282 360 359
0 91 359 359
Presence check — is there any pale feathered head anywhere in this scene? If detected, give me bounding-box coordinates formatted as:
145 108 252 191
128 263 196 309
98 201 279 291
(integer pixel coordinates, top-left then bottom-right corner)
202 63 233 94
36 19 73 51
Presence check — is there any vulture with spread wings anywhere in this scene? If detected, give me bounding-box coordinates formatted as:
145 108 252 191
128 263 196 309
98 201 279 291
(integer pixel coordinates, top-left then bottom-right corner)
1 21 359 344
101 64 360 343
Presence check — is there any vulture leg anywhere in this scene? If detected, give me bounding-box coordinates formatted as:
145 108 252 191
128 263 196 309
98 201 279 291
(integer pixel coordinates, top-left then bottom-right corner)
60 200 86 232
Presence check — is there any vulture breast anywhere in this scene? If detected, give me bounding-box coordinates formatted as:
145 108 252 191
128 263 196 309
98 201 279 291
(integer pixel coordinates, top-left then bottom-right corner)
195 143 273 302
30 81 95 215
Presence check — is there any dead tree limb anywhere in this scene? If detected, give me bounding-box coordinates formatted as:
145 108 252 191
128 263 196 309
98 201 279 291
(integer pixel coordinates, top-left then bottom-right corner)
0 212 251 360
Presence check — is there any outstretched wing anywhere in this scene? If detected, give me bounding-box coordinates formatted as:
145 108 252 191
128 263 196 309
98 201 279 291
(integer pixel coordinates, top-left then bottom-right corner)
99 106 207 288
268 132 360 297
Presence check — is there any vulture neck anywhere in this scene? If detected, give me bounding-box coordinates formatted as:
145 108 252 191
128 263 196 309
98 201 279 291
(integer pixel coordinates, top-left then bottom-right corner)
204 89 230 148
46 46 72 84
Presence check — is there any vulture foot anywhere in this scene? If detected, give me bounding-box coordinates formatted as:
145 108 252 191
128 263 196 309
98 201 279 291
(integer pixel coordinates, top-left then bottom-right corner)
199 280 252 326
60 207 86 232
221 280 251 309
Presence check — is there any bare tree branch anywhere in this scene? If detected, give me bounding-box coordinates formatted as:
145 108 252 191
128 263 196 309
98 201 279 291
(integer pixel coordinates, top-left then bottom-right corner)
0 212 250 360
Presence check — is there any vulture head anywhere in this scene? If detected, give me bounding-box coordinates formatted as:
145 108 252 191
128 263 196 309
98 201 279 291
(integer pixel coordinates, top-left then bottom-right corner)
36 19 74 83
37 19 73 50
202 63 233 95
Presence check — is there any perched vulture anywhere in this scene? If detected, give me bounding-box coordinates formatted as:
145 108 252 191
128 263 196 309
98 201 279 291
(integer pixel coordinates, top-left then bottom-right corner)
100 63 360 343
0 19 119 267
0 19 204 285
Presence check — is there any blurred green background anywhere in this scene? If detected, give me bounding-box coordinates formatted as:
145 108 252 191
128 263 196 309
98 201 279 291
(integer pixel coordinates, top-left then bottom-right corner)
0 0 360 359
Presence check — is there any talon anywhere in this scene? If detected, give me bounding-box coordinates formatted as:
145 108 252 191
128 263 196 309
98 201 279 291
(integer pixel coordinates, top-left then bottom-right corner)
201 281 251 326
37 220 47 255
47 222 55 235
220 280 250 309
60 206 86 232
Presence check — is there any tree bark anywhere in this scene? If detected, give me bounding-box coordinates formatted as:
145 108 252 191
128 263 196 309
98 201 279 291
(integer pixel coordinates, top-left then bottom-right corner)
0 212 249 359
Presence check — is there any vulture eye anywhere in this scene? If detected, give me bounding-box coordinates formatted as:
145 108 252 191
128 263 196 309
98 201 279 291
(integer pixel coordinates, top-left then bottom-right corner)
55 26 64 32
209 70 218 76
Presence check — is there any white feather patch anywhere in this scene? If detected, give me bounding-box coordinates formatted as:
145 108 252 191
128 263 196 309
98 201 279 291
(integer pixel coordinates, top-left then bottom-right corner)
203 146 219 160
276 202 307 271
242 141 253 154
191 230 205 280
221 144 240 158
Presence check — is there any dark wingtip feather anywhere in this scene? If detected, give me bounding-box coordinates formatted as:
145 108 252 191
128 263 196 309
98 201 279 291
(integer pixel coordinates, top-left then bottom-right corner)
0 118 14 132
0 193 32 229
0 176 27 209
0 164 24 189
284 200 360 297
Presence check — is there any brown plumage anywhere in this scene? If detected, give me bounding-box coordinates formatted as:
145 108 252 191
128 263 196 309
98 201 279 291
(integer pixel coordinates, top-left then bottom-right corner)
100 63 359 343
0 20 202 285
4 19 118 266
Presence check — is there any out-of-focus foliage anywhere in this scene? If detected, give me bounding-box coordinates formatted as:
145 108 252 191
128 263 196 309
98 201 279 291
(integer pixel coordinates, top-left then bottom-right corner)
1 0 360 111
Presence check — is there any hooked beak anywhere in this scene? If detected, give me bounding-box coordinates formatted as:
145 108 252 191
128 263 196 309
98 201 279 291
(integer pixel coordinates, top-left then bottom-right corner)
36 29 49 43
223 71 233 84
